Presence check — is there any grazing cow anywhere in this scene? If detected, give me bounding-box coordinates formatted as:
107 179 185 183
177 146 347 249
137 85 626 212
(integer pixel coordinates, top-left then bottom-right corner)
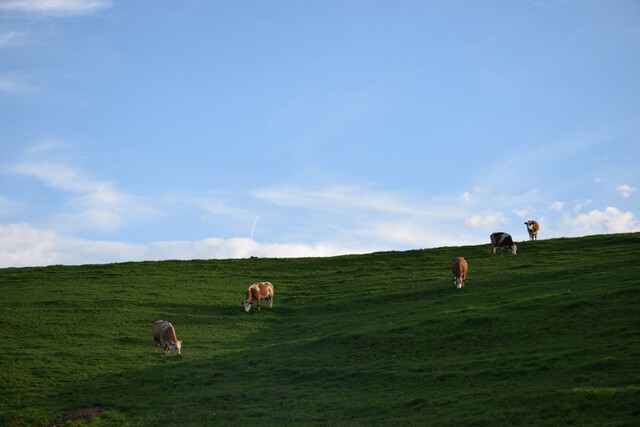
490 232 517 255
524 220 539 241
243 281 274 312
451 257 468 289
153 320 182 355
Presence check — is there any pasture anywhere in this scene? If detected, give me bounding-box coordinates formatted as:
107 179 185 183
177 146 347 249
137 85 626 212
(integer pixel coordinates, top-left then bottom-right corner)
1 233 639 426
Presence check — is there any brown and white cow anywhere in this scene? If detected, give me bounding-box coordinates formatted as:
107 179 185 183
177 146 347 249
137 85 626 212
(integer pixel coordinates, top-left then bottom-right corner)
243 281 274 312
490 232 517 255
524 220 539 241
153 320 182 355
451 257 468 289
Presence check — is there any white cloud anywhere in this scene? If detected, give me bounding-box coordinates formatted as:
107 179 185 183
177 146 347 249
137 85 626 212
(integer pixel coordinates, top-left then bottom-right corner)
561 207 639 236
147 238 362 261
0 223 366 268
616 184 636 199
462 191 472 203
0 223 144 267
0 0 113 14
465 211 508 231
0 223 55 267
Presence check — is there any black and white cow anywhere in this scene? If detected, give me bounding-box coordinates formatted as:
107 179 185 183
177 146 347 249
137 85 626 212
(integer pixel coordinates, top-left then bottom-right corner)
490 232 517 255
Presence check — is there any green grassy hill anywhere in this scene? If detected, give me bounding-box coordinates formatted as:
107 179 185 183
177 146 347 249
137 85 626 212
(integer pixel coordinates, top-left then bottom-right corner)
2 233 639 426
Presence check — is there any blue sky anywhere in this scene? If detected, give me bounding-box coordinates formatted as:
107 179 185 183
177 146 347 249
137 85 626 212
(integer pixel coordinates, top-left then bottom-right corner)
1 0 639 267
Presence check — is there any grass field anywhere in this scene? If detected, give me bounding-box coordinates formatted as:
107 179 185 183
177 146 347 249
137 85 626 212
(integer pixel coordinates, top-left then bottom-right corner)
1 233 639 426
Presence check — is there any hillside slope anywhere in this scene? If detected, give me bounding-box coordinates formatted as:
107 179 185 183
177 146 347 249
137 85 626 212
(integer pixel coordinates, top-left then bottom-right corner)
1 233 639 426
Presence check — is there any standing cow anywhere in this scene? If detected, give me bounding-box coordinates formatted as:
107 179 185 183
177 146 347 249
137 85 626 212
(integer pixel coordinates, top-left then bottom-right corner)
524 220 539 241
490 232 517 255
451 257 468 289
153 320 182 355
243 281 274 312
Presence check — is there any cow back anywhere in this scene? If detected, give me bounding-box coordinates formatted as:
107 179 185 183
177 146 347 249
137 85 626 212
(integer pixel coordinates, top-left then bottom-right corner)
491 232 513 246
251 281 274 299
153 320 177 342
451 257 468 277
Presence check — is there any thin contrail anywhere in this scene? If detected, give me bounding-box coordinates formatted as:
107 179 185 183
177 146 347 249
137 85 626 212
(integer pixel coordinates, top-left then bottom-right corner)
251 216 259 241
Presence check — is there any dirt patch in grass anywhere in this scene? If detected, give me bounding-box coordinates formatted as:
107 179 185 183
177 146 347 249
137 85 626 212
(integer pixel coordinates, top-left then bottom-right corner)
41 407 104 426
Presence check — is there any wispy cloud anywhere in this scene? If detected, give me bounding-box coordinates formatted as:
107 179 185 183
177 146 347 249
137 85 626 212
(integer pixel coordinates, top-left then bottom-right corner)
573 199 593 212
0 0 113 15
252 182 640 249
253 185 457 218
0 76 38 94
8 160 157 233
532 1 554 8
0 31 23 47
11 161 111 194
479 126 628 195
362 221 469 248
24 139 68 154
549 201 564 212
252 184 513 249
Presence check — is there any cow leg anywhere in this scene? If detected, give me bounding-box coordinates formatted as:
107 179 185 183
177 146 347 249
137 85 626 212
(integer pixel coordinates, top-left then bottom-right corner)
268 295 273 308
164 340 172 355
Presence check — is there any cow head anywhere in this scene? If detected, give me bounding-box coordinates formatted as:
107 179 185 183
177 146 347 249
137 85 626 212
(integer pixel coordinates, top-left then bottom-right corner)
243 288 256 312
243 300 252 312
168 340 182 355
510 244 518 255
454 277 464 289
